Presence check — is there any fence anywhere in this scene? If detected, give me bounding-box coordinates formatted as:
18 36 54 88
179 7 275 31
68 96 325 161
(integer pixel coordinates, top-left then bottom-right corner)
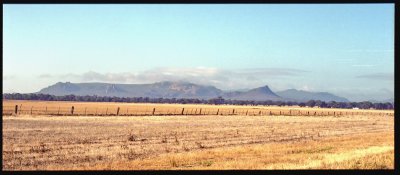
2 105 394 117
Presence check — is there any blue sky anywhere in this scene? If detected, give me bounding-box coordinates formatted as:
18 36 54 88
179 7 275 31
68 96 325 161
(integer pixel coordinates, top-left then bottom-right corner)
3 4 394 102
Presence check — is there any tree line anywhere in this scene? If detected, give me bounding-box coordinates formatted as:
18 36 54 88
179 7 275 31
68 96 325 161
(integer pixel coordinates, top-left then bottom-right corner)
2 93 393 110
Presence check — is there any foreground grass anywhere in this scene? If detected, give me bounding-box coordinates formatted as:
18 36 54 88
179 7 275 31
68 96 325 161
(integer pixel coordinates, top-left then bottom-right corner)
319 150 394 169
74 132 393 170
3 114 393 170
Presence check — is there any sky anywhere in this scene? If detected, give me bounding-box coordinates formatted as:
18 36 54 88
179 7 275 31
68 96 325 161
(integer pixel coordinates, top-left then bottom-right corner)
3 4 394 102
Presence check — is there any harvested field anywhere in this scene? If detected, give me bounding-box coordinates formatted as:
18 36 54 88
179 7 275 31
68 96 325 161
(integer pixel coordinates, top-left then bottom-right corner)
83 132 394 170
3 100 394 116
2 102 394 170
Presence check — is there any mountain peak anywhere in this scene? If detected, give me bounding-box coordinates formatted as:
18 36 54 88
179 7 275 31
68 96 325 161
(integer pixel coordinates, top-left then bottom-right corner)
249 85 275 94
223 85 282 101
41 81 80 93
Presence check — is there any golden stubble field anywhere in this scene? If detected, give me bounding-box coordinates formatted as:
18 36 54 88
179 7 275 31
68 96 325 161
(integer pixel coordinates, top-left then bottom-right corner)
2 100 395 170
3 100 394 116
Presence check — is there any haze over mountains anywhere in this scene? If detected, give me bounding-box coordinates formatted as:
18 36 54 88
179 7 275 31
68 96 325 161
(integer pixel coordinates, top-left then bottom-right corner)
37 81 350 102
276 89 349 103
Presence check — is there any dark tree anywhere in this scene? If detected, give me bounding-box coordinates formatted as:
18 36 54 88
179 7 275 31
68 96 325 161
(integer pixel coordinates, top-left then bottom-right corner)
305 100 316 107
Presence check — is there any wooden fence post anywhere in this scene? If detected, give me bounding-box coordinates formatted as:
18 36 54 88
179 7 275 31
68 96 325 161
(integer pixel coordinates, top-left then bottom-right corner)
31 106 33 115
58 107 60 115
216 109 219 115
279 111 281 115
106 108 108 115
117 107 120 116
246 110 248 116
15 105 18 115
269 111 272 115
45 107 47 114
71 106 74 115
199 109 202 115
232 109 235 115
152 108 155 115
259 110 262 115
181 108 185 115
84 107 87 115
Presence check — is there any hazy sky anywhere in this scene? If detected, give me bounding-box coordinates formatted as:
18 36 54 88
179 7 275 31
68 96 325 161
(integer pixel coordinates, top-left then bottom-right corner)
3 4 394 102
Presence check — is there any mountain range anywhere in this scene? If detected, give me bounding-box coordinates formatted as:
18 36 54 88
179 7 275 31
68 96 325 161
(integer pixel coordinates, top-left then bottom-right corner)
38 81 350 102
275 89 349 102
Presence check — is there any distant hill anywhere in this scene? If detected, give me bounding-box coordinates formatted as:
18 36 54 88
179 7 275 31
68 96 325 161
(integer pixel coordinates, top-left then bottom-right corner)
223 86 283 101
38 81 223 99
276 89 349 102
38 81 350 102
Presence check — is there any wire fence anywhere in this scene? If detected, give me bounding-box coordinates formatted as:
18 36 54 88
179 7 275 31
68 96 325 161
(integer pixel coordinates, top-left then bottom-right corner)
2 105 394 117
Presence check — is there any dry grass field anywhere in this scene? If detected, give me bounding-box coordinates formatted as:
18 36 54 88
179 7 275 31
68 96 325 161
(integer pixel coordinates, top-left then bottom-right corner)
2 100 394 170
3 100 394 116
